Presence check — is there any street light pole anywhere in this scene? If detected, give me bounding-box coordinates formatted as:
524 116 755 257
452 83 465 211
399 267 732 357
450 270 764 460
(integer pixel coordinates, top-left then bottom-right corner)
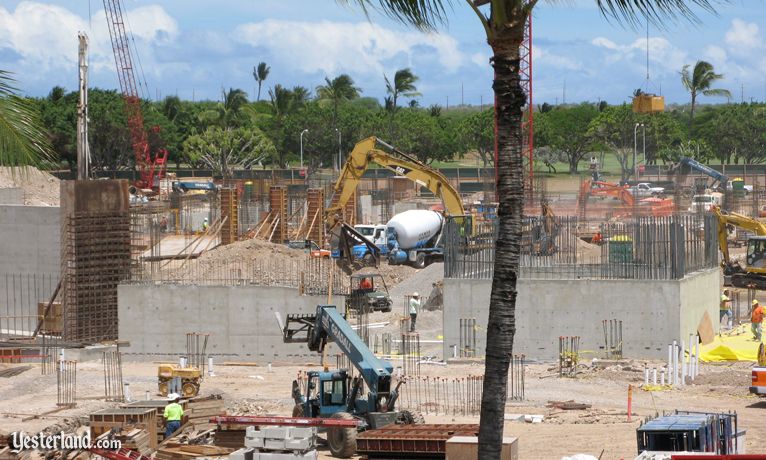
300 129 308 169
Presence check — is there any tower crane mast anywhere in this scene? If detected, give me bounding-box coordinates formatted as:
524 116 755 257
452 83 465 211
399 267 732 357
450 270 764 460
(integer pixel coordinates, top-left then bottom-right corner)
103 0 167 190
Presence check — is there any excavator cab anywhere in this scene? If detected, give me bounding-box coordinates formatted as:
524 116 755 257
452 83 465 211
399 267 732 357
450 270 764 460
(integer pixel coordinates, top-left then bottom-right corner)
746 237 766 269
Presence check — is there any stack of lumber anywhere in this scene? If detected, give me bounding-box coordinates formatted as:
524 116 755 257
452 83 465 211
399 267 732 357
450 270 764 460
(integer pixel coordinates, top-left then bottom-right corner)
186 395 225 430
122 399 189 444
113 428 152 455
154 444 233 460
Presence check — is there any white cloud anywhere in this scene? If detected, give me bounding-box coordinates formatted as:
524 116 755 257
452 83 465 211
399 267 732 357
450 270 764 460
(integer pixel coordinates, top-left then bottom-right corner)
591 36 687 75
470 52 489 67
725 19 762 52
534 45 583 71
232 19 464 76
0 2 178 80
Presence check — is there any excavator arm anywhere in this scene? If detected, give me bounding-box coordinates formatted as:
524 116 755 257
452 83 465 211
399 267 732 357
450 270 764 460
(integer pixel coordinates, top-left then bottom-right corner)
325 137 465 229
713 207 766 264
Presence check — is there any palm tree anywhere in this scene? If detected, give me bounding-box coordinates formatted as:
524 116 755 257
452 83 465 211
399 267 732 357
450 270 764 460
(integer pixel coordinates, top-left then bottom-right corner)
253 62 271 101
316 74 361 126
0 70 52 167
341 1 717 458
385 67 421 111
680 60 731 133
268 84 296 119
201 88 249 128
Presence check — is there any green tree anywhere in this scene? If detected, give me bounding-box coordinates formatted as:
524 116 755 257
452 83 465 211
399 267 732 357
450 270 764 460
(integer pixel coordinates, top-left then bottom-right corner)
680 60 731 133
200 88 249 129
0 71 52 166
385 68 421 111
316 74 361 128
340 1 718 455
457 109 494 166
535 103 598 173
253 62 271 102
182 126 276 179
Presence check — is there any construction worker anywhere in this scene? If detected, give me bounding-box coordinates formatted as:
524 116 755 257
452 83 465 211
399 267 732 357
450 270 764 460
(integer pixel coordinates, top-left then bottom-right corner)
752 300 764 342
720 289 732 325
409 293 420 332
202 218 209 232
163 393 184 438
360 277 373 291
592 231 603 245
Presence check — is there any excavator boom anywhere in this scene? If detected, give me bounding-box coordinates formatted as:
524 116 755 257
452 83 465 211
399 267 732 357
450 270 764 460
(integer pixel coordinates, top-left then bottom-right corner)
326 137 466 229
712 207 766 290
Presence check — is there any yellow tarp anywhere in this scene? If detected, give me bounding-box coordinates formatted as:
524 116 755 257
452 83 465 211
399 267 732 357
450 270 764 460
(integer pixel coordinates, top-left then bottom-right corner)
700 324 762 362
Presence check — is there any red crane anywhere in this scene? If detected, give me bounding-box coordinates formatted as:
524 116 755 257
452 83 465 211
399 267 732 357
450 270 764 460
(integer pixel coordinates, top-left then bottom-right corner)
103 0 167 191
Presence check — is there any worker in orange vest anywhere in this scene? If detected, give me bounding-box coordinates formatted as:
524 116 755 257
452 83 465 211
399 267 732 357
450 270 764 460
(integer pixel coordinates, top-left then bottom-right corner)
752 299 764 342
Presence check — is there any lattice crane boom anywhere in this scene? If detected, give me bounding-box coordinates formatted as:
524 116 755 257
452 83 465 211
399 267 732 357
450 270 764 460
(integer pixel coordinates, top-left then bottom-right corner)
103 0 167 190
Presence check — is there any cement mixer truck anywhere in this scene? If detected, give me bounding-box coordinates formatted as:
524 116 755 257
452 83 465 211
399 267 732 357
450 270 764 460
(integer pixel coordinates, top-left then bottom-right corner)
386 210 446 268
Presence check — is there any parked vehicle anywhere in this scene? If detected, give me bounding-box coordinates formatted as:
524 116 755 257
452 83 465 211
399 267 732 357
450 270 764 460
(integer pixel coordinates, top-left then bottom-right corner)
630 182 665 198
688 193 723 213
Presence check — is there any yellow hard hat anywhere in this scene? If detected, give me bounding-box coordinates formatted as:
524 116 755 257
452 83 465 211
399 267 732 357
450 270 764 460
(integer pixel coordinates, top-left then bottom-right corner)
753 299 760 305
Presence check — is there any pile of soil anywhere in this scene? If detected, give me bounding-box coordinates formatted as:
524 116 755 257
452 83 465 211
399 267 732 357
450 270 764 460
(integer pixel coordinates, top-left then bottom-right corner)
0 167 60 206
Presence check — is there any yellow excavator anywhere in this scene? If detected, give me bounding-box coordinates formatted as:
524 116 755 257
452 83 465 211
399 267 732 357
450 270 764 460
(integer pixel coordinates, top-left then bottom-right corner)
325 137 473 265
713 207 766 289
325 136 468 226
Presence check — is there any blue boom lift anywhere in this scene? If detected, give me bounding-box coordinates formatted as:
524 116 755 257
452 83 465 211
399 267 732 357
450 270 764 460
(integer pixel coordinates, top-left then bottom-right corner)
278 305 423 458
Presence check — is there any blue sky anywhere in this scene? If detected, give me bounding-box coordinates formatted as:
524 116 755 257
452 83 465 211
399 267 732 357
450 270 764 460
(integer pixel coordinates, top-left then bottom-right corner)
1 0 764 106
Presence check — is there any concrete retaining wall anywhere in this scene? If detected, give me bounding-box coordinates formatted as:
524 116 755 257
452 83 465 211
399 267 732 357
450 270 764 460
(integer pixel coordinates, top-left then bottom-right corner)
443 268 719 360
118 284 338 362
0 205 60 276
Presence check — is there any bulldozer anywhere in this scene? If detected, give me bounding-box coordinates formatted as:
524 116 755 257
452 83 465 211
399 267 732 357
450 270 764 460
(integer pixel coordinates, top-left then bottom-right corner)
158 364 202 398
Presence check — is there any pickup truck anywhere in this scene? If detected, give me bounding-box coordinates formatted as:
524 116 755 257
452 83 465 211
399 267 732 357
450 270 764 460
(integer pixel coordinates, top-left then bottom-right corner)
630 183 665 198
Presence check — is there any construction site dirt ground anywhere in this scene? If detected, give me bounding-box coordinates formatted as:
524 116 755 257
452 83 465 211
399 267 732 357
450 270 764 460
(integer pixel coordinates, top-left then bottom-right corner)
0 360 762 459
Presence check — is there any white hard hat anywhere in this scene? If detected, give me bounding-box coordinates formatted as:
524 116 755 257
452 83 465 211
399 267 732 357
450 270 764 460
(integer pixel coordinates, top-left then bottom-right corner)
412 292 419 297
204 217 208 221
168 393 181 401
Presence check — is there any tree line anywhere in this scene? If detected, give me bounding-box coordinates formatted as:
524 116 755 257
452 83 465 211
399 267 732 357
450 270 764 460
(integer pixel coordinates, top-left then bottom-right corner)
32 68 497 179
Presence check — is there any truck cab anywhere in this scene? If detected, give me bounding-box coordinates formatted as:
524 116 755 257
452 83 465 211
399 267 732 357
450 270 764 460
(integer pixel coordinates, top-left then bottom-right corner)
352 224 388 264
689 193 723 213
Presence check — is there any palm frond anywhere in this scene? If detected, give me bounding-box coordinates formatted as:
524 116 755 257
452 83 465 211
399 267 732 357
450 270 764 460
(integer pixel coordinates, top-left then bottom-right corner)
339 0 451 31
701 87 731 98
0 70 53 167
596 0 721 28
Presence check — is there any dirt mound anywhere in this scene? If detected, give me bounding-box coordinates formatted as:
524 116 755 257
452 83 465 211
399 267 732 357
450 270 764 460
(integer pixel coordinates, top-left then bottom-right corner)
198 238 308 264
0 167 60 206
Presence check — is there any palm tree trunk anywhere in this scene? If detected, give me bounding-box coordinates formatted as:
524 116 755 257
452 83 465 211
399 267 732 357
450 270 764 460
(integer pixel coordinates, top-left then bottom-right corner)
257 82 262 102
477 35 525 459
688 92 696 136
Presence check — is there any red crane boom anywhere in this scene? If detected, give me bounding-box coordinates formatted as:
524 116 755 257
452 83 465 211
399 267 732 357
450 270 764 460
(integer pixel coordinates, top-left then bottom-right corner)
103 0 167 190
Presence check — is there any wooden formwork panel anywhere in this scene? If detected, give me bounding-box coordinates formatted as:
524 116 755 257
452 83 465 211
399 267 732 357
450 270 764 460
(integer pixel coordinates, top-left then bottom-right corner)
90 408 158 447
305 188 324 244
220 188 238 246
329 190 357 226
269 185 288 243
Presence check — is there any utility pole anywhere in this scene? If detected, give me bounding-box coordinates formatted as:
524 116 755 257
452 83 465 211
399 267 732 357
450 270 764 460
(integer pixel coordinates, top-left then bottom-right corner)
461 82 464 106
76 32 90 181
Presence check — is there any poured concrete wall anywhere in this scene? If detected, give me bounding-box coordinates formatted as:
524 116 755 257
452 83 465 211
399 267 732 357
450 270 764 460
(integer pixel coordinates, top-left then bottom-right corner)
0 188 23 205
118 284 338 362
443 268 719 360
0 205 60 276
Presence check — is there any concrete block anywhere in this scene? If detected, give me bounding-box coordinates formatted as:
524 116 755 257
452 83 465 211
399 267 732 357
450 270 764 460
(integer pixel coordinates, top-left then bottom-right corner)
284 438 313 451
245 437 264 449
288 427 316 439
246 427 263 438
230 447 255 460
446 436 517 460
263 426 290 439
263 439 286 450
